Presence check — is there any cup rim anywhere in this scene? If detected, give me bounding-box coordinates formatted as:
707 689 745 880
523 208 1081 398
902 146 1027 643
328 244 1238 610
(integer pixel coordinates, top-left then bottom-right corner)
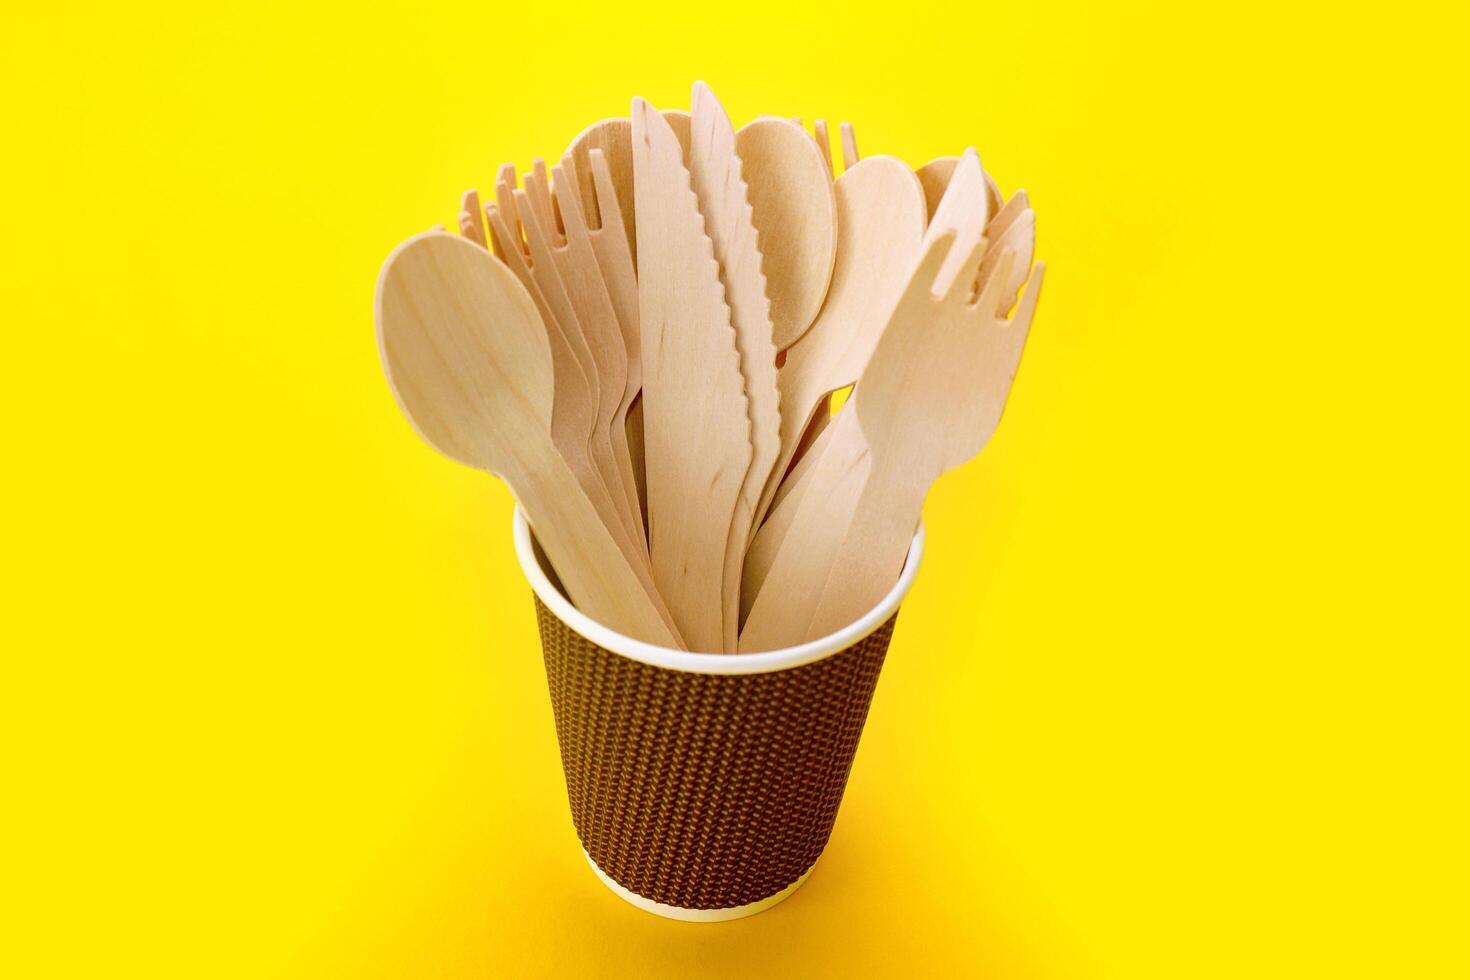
512 508 924 675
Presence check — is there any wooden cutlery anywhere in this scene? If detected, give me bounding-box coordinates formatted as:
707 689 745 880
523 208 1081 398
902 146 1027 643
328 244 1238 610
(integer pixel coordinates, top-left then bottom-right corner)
688 82 783 652
741 234 1043 650
804 240 1044 642
734 116 836 350
380 83 1045 653
632 96 752 652
375 232 681 647
753 154 927 531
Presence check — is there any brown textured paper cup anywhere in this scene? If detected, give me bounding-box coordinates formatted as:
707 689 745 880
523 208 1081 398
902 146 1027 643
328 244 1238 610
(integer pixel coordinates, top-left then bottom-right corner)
512 509 924 922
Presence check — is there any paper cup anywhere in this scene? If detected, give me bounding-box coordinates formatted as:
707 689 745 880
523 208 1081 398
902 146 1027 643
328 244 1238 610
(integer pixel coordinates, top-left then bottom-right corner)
512 509 924 921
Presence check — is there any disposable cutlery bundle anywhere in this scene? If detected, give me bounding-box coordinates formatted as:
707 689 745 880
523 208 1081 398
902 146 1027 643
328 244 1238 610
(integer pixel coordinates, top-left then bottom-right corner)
376 82 1044 652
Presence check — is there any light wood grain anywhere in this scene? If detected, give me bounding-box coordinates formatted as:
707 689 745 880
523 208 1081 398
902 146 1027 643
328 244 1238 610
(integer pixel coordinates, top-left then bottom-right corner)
812 119 832 175
746 160 1030 642
487 182 648 579
458 189 486 248
517 166 640 548
923 149 993 294
753 155 926 531
689 81 783 651
375 232 681 647
976 192 1035 313
632 97 753 653
544 158 646 547
840 122 859 170
807 238 1045 641
735 117 838 351
738 403 871 652
556 149 647 527
564 119 636 260
505 173 648 565
917 155 1004 223
563 111 693 273
740 398 855 625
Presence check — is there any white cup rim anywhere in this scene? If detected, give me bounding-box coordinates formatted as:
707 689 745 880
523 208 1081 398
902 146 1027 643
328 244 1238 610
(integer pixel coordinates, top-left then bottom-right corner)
512 508 924 675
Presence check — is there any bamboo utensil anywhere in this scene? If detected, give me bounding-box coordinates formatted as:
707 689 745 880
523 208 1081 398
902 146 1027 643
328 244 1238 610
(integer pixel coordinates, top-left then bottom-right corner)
734 117 837 351
632 97 753 652
375 232 681 647
688 82 783 651
753 155 926 530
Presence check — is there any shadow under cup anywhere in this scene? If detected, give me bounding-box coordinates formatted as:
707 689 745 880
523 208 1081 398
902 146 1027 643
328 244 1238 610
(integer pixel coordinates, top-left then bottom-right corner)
512 510 924 922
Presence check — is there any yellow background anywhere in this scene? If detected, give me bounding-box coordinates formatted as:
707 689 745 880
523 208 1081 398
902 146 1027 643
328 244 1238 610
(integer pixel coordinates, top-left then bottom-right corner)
5 2 1466 977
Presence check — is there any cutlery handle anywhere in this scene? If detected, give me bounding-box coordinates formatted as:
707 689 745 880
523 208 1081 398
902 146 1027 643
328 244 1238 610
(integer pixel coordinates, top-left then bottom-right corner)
513 452 684 649
738 418 872 652
804 463 927 643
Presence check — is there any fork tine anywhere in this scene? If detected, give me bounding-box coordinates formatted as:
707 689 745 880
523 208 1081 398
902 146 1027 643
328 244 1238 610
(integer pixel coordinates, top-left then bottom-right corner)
910 230 960 301
512 187 544 248
459 189 486 247
484 202 519 266
585 148 614 229
1009 261 1045 331
813 119 833 176
976 210 1035 314
943 236 991 307
991 261 1045 375
485 201 562 343
840 122 859 170
984 172 1004 219
972 249 1015 314
524 159 564 246
551 159 589 238
494 163 522 239
986 190 1030 239
587 148 636 260
458 210 482 246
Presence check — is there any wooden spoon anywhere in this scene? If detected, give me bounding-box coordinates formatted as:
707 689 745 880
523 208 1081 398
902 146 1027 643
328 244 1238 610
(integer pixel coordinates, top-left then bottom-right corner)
375 232 681 648
735 116 837 351
753 155 926 531
632 97 753 653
